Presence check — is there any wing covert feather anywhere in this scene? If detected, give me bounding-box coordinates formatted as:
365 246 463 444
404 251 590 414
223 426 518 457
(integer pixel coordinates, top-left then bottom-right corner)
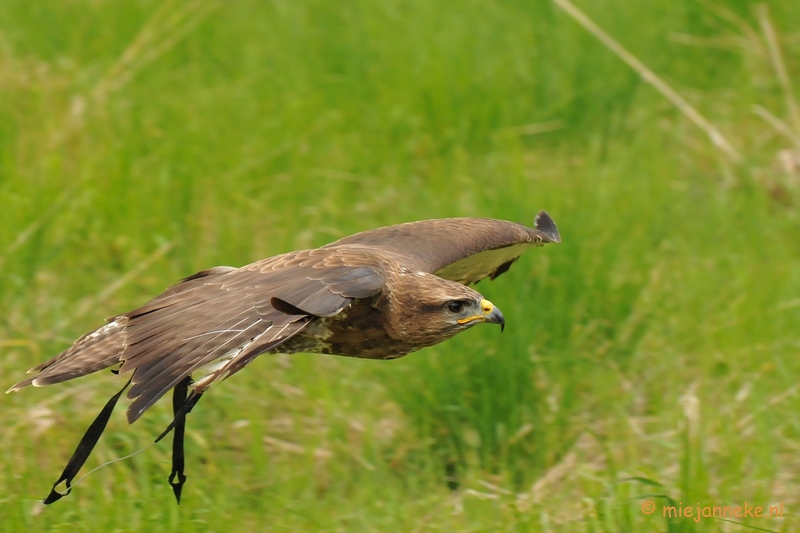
118 248 386 422
326 211 560 284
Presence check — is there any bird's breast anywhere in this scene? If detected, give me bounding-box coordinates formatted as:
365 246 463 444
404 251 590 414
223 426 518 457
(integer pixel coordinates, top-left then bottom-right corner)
269 298 416 360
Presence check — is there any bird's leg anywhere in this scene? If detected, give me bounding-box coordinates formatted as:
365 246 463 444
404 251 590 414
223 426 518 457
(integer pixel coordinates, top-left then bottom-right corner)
154 375 203 504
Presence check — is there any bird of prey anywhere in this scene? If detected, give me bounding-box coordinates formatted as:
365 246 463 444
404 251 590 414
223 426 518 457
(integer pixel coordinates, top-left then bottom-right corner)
8 211 560 503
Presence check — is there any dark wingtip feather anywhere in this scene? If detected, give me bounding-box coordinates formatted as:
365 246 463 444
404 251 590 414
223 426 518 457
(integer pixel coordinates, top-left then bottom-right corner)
127 394 155 424
6 378 31 393
534 211 561 243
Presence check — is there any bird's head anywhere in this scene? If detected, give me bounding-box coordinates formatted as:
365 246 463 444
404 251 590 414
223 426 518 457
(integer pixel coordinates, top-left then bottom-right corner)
380 271 505 348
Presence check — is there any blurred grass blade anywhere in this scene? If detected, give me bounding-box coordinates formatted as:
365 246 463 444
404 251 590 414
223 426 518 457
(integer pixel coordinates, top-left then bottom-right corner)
92 0 220 102
752 105 800 148
757 3 800 135
553 0 742 163
47 241 173 335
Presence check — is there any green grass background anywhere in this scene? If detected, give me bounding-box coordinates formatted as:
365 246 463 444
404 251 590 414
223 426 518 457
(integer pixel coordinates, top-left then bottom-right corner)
1 0 800 531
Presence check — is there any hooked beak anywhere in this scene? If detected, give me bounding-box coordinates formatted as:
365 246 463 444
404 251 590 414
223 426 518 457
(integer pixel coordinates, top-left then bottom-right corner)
482 299 505 332
458 298 505 332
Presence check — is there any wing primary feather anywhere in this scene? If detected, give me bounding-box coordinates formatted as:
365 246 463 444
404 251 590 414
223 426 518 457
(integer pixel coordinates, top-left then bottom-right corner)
126 319 308 423
534 211 561 243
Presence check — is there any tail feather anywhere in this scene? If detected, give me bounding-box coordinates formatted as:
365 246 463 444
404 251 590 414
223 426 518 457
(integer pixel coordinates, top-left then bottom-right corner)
6 318 127 393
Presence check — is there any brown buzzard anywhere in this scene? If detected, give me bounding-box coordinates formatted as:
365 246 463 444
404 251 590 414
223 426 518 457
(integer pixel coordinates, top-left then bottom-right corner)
8 211 560 503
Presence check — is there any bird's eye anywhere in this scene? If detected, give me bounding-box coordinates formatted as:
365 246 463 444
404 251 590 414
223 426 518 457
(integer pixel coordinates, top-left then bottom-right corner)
447 301 463 313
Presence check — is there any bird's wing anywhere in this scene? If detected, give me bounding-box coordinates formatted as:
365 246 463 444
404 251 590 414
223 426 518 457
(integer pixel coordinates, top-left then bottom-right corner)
326 211 560 285
119 246 385 422
10 249 385 423
6 266 239 393
10 213 557 422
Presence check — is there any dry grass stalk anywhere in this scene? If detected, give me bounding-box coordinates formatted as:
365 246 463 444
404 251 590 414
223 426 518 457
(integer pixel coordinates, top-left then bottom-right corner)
553 0 742 163
757 3 800 136
47 240 174 336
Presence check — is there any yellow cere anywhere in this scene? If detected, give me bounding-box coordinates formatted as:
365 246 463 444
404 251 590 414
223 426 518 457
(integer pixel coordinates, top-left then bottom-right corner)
457 299 495 324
